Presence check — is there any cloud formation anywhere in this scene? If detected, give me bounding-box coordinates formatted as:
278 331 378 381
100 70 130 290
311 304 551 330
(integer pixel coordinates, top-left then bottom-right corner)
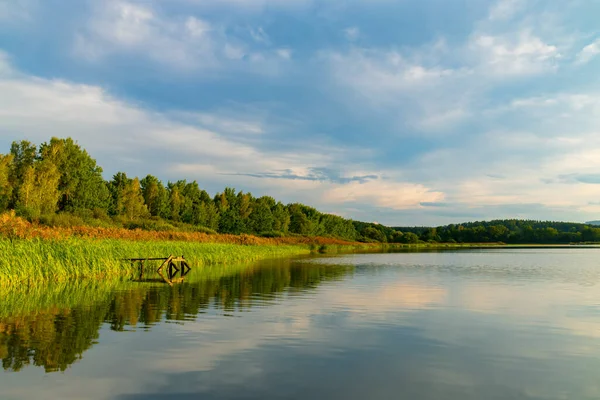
1 0 600 224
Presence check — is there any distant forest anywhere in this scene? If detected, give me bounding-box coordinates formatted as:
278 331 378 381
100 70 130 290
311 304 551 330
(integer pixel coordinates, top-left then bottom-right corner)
1 137 599 244
395 220 600 244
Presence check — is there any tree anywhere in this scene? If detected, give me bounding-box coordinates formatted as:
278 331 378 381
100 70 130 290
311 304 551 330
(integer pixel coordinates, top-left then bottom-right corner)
249 197 274 233
0 154 13 212
168 182 184 222
118 178 149 220
38 137 110 212
289 206 311 235
140 175 169 218
16 159 61 218
363 226 387 242
400 232 419 244
9 140 37 208
200 201 220 230
272 202 290 233
108 172 130 216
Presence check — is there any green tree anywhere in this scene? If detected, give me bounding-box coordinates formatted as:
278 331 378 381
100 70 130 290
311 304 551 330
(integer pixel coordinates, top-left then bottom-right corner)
272 202 290 233
198 201 220 230
363 226 387 242
0 154 13 211
118 178 149 220
289 205 311 235
38 138 110 212
140 175 169 218
108 172 130 216
400 232 419 244
16 160 61 218
168 182 184 222
8 140 37 208
249 197 275 233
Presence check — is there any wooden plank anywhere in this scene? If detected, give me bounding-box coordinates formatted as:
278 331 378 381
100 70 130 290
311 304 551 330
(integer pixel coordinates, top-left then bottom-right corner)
156 255 173 274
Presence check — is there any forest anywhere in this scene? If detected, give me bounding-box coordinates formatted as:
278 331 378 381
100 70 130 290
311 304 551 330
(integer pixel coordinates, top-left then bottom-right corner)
395 220 600 244
0 137 380 242
1 137 599 245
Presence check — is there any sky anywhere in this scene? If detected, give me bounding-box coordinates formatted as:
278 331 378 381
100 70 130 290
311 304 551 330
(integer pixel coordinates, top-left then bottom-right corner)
0 0 600 226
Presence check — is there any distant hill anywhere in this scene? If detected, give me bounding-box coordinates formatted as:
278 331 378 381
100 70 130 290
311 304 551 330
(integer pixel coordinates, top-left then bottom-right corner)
586 221 600 226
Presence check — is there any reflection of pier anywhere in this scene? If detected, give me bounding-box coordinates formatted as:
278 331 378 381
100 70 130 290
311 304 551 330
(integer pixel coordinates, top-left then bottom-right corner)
127 256 192 286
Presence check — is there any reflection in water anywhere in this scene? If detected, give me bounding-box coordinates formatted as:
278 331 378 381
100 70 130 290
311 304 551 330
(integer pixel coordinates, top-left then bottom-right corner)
2 249 600 400
0 258 352 372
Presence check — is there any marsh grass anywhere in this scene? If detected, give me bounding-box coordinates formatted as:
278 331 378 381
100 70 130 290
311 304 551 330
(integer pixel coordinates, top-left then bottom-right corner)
0 238 314 287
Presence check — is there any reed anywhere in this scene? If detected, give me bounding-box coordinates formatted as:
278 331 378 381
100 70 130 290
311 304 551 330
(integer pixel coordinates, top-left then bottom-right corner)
0 238 313 288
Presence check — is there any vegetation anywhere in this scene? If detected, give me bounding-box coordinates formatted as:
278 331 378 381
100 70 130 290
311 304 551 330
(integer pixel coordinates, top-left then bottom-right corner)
394 219 600 244
0 137 384 242
0 259 354 372
0 238 318 287
0 138 600 256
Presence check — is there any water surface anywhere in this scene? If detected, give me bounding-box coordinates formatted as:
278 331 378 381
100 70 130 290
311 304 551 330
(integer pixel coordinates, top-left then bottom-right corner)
2 249 600 399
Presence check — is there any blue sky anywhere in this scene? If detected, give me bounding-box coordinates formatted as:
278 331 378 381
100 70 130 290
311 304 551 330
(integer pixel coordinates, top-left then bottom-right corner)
1 0 600 226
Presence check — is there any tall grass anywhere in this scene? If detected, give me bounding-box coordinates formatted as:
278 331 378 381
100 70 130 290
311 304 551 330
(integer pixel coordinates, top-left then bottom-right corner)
0 238 313 287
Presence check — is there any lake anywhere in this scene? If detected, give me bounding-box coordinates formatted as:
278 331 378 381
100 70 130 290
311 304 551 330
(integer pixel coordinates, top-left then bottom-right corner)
2 248 600 399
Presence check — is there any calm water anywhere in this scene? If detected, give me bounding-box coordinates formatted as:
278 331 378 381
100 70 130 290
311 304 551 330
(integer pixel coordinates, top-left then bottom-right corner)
2 249 600 399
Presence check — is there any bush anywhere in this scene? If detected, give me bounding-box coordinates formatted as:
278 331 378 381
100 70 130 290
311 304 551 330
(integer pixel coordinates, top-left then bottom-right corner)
259 231 286 238
124 219 177 232
39 213 86 228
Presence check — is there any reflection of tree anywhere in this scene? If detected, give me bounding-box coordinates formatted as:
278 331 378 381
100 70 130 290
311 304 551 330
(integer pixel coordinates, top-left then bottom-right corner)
1 260 352 372
0 305 108 372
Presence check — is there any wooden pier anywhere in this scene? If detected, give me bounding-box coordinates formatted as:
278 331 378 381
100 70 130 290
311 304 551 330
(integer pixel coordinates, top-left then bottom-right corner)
127 255 192 286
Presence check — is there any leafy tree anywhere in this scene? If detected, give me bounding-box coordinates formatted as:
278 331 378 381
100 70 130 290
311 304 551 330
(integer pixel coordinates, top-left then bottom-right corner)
400 232 419 244
108 172 130 216
38 138 110 212
16 159 61 218
272 202 290 233
8 140 37 208
140 175 169 218
249 197 274 233
199 201 220 230
0 154 13 211
118 178 149 220
289 206 311 235
363 226 387 242
168 182 184 222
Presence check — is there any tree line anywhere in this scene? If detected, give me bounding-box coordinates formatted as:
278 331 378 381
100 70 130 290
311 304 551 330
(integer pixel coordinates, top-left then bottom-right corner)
2 137 597 244
0 137 379 241
395 219 600 244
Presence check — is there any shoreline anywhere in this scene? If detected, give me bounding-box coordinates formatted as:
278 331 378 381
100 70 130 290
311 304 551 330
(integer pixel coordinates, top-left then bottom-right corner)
1 235 599 289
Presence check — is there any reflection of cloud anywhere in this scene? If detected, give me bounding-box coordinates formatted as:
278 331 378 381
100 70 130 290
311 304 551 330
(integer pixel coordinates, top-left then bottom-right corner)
326 283 447 315
459 284 600 339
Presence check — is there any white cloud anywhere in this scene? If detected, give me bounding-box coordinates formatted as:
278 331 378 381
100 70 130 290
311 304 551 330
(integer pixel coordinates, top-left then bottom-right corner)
0 55 311 181
323 179 445 210
74 0 289 73
0 52 434 214
488 0 525 21
249 27 270 44
471 31 559 76
344 27 360 41
0 50 13 76
276 48 292 60
575 39 600 65
185 16 212 38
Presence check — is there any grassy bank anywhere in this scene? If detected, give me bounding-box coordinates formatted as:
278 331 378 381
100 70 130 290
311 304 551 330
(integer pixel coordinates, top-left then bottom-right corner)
0 238 316 288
